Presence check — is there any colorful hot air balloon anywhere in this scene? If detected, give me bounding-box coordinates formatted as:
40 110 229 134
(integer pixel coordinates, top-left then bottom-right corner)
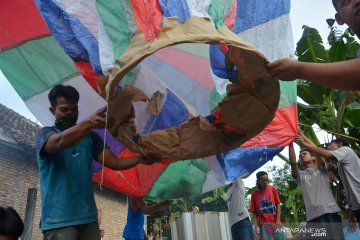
0 0 297 200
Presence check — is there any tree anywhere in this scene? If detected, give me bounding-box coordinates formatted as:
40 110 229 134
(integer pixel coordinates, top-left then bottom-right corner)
296 20 360 153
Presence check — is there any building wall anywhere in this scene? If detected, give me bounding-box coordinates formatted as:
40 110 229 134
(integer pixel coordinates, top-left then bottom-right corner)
0 139 128 240
0 140 42 240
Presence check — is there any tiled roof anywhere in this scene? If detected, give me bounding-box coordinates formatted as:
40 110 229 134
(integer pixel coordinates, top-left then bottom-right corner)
0 104 40 152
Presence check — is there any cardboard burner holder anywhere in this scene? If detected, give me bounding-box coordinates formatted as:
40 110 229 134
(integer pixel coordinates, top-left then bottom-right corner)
98 17 280 160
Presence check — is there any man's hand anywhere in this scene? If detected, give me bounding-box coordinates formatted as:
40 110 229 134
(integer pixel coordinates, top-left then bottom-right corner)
348 214 358 233
295 134 306 146
87 107 107 129
140 153 162 165
267 58 302 81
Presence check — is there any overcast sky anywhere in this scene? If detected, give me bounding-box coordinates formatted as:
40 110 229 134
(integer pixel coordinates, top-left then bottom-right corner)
0 0 348 186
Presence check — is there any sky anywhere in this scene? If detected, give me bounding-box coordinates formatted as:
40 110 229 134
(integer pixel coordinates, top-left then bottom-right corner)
0 0 348 187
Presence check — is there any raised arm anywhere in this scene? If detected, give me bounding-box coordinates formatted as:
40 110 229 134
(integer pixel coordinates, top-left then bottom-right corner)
289 143 299 178
267 58 360 90
43 108 107 154
297 131 326 165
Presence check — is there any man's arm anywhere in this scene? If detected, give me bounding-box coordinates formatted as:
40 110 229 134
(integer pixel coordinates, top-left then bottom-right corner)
296 139 334 159
275 203 282 226
297 132 326 165
267 58 360 90
43 108 107 154
98 148 148 170
289 143 299 178
253 213 260 240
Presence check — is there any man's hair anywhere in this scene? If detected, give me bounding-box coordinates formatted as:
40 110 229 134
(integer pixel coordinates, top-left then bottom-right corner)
0 206 24 238
300 148 315 156
256 171 268 180
48 84 79 107
332 0 339 12
331 138 350 147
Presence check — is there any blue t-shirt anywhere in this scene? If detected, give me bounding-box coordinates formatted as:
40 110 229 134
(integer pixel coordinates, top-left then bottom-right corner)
35 126 104 230
123 197 145 239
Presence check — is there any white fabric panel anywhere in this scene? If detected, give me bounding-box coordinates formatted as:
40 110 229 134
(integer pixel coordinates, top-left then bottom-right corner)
55 0 115 73
25 75 106 126
211 69 230 95
238 14 295 61
186 0 211 18
202 156 227 193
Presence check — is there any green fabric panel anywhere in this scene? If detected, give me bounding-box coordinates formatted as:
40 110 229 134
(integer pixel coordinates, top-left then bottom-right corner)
0 37 78 101
96 0 136 60
279 80 297 108
146 159 209 200
209 87 226 111
208 0 234 28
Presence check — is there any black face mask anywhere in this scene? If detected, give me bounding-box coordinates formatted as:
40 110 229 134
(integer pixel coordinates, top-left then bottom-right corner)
55 112 78 131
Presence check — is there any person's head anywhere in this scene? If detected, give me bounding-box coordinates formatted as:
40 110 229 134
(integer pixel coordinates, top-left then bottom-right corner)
332 0 360 37
327 138 350 150
48 84 80 130
192 206 199 214
100 229 105 237
256 171 269 190
0 206 24 240
299 149 316 168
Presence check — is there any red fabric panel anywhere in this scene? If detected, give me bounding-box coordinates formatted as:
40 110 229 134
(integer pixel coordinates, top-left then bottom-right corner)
153 48 215 90
0 0 50 50
129 0 162 41
93 149 170 197
242 105 298 148
225 0 237 30
74 61 100 91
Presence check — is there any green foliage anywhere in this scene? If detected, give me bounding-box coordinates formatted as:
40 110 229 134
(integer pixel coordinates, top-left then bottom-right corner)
296 23 360 154
266 164 306 225
295 20 360 221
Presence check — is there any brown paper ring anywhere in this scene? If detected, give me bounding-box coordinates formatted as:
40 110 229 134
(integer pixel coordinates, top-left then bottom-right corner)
105 17 280 160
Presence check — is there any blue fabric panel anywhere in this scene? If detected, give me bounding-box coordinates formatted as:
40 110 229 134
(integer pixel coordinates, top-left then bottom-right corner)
159 0 191 23
142 56 211 116
233 0 290 34
35 0 102 74
209 45 233 79
143 89 189 133
217 146 283 182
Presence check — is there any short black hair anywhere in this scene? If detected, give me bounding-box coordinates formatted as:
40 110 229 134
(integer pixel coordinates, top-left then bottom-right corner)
256 171 268 180
331 138 350 147
0 206 24 238
332 0 339 12
48 84 79 107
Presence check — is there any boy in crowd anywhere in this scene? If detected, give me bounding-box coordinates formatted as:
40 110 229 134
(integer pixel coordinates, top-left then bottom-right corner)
297 136 360 231
36 85 156 240
250 171 285 240
227 177 254 240
267 0 360 90
289 132 344 239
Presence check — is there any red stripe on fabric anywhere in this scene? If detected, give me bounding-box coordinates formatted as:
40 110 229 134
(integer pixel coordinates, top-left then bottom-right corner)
242 105 298 147
93 149 170 197
153 47 215 90
74 61 100 91
129 0 162 41
225 0 237 30
0 0 50 50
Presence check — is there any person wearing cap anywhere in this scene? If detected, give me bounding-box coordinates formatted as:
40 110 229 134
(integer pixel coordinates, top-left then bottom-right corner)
250 171 285 240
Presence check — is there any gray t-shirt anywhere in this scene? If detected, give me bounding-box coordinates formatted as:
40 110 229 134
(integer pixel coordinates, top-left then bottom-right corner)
332 146 360 210
296 164 340 221
227 178 250 226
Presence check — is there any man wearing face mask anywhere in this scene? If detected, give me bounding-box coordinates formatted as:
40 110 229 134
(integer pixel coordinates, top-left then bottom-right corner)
35 84 155 240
